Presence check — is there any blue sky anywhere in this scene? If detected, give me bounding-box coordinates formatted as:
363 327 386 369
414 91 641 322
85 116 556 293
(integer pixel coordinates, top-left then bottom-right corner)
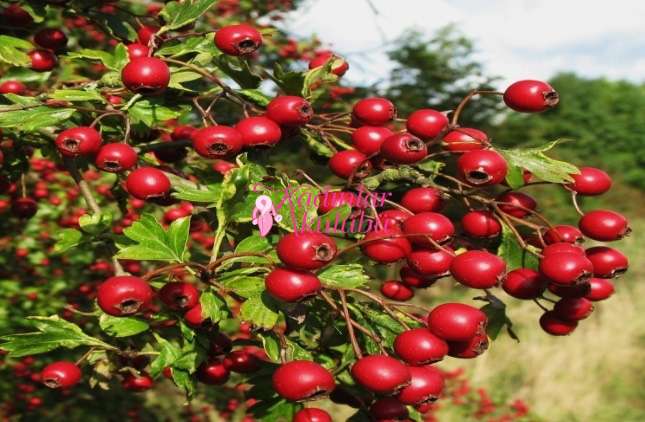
279 0 645 88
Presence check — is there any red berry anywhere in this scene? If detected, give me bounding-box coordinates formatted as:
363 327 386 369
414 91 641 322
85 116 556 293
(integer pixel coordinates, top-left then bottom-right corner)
34 28 67 51
137 25 158 45
579 210 630 241
457 150 508 186
352 97 395 126
461 211 501 238
55 127 102 157
159 282 199 311
553 297 594 321
125 167 171 200
97 276 153 316
276 232 337 270
197 361 229 385
191 125 243 158
585 246 628 278
402 212 454 247
266 96 313 126
29 49 57 71
397 366 444 405
379 209 412 229
126 43 150 60
547 282 591 299
223 350 261 373
214 24 262 56
539 252 593 286
401 187 443 213
502 268 546 299
407 247 454 278
543 225 583 244
0 80 26 95
426 303 487 342
210 332 233 356
265 267 321 302
369 397 409 420
3 4 33 26
184 303 206 327
539 311 577 335
11 197 38 219
236 116 282 147
380 280 414 301
121 373 154 391
447 330 489 359
212 159 237 175
586 278 615 301
400 266 435 288
442 128 489 152
329 150 371 179
317 190 359 214
95 143 137 172
351 126 393 155
308 52 349 76
394 328 448 365
41 361 81 389
450 250 506 289
503 80 559 112
380 133 428 164
293 408 332 422
272 360 335 401
542 242 585 257
406 109 448 139
351 355 410 394
568 167 612 196
121 57 170 94
360 228 412 263
497 191 537 218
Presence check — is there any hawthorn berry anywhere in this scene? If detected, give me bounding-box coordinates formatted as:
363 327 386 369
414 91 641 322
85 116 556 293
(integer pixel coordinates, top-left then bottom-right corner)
210 332 233 356
137 25 158 45
379 209 412 228
121 373 154 391
266 96 313 126
265 267 321 302
568 166 612 196
272 360 335 401
126 43 150 60
585 246 628 278
539 252 593 286
394 328 449 365
34 28 67 51
553 297 594 321
406 109 448 139
223 350 262 373
457 150 508 186
121 57 170 94
328 150 371 179
503 80 559 112
497 191 537 218
402 212 455 247
369 397 409 420
397 365 444 405
214 24 263 56
380 280 414 301
95 143 138 172
351 126 393 155
352 97 396 126
442 128 489 152
29 49 57 71
547 282 591 299
351 355 410 394
426 303 487 342
542 242 585 257
159 282 199 311
450 250 506 289
502 268 546 299
2 4 33 26
236 116 282 147
539 311 577 336
543 225 584 244
400 266 436 288
55 127 102 157
184 303 206 327
276 232 337 270
447 330 489 359
579 210 630 241
461 211 502 238
401 187 443 213
0 80 26 95
586 278 615 301
191 125 243 158
11 197 38 219
380 133 428 164
197 361 230 385
293 408 332 422
308 51 349 76
97 275 153 316
125 167 171 200
360 228 412 263
407 247 454 278
41 361 81 389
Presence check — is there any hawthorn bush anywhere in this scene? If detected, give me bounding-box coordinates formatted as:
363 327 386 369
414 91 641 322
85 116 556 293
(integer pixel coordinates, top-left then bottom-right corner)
0 1 632 421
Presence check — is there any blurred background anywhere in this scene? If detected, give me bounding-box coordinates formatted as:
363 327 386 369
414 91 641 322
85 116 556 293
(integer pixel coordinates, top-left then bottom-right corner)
277 0 645 420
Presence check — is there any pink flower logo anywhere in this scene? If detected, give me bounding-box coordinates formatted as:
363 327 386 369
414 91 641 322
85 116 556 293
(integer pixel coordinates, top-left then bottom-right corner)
252 195 282 236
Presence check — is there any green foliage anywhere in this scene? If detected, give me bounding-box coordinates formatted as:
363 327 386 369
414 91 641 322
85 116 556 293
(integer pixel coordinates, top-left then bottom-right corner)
116 215 191 262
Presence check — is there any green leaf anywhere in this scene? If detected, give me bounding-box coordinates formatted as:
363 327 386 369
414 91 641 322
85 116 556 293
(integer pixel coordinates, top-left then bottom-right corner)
66 49 119 70
128 99 186 127
169 70 202 90
87 11 137 42
241 293 280 329
49 89 107 103
150 334 182 377
2 93 39 105
302 57 339 101
215 55 261 89
157 35 217 57
237 89 272 107
235 235 271 254
498 141 579 184
199 291 228 323
221 276 265 299
116 215 191 262
301 128 334 157
53 229 84 254
481 303 518 341
171 368 195 397
79 213 113 235
416 159 445 175
172 182 221 203
258 332 281 363
318 264 369 288
0 35 32 66
250 398 299 422
274 63 306 95
497 223 539 271
0 107 75 132
159 0 218 33
0 316 114 357
21 2 46 23
505 164 526 189
99 314 149 338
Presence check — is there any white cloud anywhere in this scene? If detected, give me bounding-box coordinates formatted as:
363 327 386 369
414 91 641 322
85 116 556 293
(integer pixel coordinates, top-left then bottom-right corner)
280 0 645 87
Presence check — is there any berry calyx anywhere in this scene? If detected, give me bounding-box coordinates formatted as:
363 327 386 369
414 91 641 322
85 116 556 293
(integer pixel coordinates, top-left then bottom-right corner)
191 125 243 158
578 210 630 241
95 143 138 172
352 97 396 126
272 360 335 401
394 328 449 365
97 275 153 316
214 24 262 56
125 167 171 200
503 80 559 112
450 250 506 289
55 127 102 157
41 361 81 389
265 267 321 302
457 150 508 186
351 355 411 394
447 330 489 359
380 133 428 164
121 57 170 94
159 282 199 311
276 232 337 270
266 96 313 126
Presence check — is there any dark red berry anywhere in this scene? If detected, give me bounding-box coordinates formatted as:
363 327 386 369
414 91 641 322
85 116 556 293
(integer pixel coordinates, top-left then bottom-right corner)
406 109 448 139
426 303 487 342
11 197 38 219
457 150 507 186
380 133 428 164
41 361 81 389
539 252 593 286
380 280 414 301
379 209 412 229
369 397 409 420
29 49 57 71
329 150 371 179
293 408 332 422
214 24 262 56
352 97 396 126
0 80 26 95
360 228 412 263
450 250 506 289
442 128 489 152
503 80 559 112
568 167 612 196
125 167 171 200
402 212 454 247
547 282 591 299
159 282 199 311
351 355 410 394
540 311 577 336
351 126 393 155
121 373 154 391
543 225 583 244
400 266 436 288
447 330 489 359
394 328 448 365
197 361 229 385
502 268 546 299
266 96 313 126
3 4 33 26
276 232 337 270
126 43 150 60
397 366 444 405
401 187 443 213
497 191 537 218
407 247 454 278
236 116 282 147
95 143 137 172
34 28 67 51
191 125 243 158
223 350 262 373
272 360 335 401
97 276 153 316
585 246 628 278
55 127 102 157
586 278 614 301
579 210 630 241
121 57 170 94
265 267 321 302
461 211 501 238
137 25 158 45
553 297 594 321
542 242 585 257
184 303 206 327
